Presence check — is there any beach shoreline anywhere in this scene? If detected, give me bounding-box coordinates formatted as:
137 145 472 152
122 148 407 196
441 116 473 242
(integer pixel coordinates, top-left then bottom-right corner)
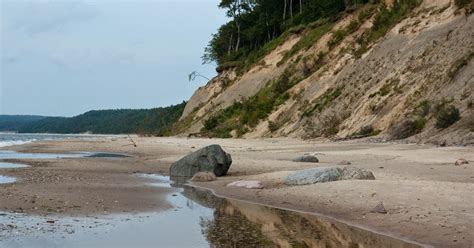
1 136 473 247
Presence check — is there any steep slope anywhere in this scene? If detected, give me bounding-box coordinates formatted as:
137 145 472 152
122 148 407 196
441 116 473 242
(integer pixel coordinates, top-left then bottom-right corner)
179 0 473 145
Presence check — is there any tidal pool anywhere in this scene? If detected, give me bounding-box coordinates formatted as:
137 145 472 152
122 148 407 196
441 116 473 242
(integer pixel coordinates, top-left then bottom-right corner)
0 175 16 184
0 175 421 248
0 151 130 160
0 162 29 169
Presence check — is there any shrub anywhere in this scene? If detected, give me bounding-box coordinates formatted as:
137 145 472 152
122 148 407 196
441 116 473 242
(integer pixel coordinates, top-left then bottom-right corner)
302 87 342 117
389 117 426 140
203 116 219 130
435 105 460 129
354 0 421 57
455 0 471 8
415 100 431 117
268 121 280 132
201 68 298 137
357 125 381 137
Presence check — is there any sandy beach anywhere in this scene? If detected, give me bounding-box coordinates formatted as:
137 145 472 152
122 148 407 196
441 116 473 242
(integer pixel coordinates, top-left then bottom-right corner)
1 136 473 247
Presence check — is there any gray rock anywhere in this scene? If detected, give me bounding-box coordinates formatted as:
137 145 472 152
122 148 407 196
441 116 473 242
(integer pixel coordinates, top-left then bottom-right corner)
292 155 319 163
370 202 387 214
284 167 341 185
170 145 232 177
339 166 376 180
338 160 352 165
226 180 264 189
454 158 469 166
190 172 217 182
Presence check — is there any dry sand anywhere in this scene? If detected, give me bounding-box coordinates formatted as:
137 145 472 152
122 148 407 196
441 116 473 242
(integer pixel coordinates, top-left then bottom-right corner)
1 136 473 247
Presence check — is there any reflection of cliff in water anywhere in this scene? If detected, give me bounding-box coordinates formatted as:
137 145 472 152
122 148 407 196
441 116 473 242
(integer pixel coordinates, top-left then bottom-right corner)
180 186 420 248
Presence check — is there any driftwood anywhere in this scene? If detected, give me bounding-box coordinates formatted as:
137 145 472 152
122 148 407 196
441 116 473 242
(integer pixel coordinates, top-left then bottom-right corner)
128 135 137 147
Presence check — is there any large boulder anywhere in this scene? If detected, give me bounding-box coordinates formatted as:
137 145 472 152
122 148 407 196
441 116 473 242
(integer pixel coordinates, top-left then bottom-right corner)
284 167 342 185
170 145 232 177
339 166 376 180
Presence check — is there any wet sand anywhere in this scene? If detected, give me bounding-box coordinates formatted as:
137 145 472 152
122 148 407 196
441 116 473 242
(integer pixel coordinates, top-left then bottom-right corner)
1 136 473 247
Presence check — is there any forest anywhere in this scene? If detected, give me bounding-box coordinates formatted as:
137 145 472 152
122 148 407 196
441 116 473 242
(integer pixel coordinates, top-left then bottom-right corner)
17 102 186 135
203 0 369 69
0 115 47 132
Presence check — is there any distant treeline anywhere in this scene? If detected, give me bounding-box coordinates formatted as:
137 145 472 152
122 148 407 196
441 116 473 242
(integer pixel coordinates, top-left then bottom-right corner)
14 102 186 135
0 115 47 132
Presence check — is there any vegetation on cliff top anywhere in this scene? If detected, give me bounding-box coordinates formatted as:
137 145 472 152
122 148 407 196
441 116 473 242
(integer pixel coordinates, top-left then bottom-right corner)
203 0 369 71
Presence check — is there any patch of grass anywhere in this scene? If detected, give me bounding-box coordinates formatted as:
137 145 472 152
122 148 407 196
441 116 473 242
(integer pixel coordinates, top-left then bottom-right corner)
415 100 431 117
389 117 426 140
448 51 474 79
280 20 334 64
368 79 401 98
435 104 460 129
201 69 299 137
454 0 472 8
354 0 421 57
358 125 381 137
328 20 360 48
320 114 342 136
268 121 280 132
302 87 343 118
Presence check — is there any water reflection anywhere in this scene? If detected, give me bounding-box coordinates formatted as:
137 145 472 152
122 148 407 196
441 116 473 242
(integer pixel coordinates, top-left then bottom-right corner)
178 185 420 248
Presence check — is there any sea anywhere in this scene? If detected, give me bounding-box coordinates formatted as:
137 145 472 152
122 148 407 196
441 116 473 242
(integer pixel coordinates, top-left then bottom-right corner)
0 132 108 148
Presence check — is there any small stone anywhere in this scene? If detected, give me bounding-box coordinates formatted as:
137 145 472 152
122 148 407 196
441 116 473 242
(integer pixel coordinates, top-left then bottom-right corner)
292 155 319 163
338 160 351 165
227 180 264 189
454 159 469 166
339 166 375 180
370 202 387 214
190 172 217 182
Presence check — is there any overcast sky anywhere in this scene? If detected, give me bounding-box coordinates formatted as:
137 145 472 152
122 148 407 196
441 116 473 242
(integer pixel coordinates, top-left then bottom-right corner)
0 0 226 117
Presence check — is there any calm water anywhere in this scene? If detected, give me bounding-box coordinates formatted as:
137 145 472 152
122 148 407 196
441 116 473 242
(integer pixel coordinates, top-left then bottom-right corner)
0 133 127 184
0 175 421 248
0 133 108 148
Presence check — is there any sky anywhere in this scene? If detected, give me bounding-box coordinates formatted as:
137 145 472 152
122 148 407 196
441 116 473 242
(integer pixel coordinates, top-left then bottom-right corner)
0 0 227 117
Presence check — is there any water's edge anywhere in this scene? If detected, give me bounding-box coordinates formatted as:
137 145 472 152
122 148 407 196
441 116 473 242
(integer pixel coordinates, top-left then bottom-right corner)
186 180 429 248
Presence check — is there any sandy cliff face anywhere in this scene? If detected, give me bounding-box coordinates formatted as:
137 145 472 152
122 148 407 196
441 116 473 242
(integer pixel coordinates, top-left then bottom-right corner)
180 0 473 145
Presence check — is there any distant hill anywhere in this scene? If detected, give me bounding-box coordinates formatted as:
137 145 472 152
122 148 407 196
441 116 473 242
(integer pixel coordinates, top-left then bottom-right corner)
18 102 186 135
0 115 47 131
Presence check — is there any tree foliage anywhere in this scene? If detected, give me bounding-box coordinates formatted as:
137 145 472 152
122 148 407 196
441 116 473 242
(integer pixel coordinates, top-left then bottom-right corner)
204 0 368 67
0 115 46 131
18 102 186 135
